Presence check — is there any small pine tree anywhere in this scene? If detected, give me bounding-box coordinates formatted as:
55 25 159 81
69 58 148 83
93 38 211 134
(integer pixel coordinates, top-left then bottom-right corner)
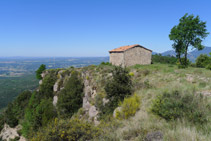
36 64 46 80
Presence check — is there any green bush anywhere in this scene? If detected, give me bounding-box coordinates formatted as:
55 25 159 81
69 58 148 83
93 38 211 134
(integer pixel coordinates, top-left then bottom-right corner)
100 62 112 66
31 118 101 141
116 94 141 120
152 54 177 64
206 63 211 70
39 73 57 99
2 91 32 128
22 92 57 137
104 66 133 114
4 103 18 128
33 99 57 129
177 58 191 68
196 54 210 68
151 90 210 124
129 72 134 77
35 64 46 80
13 91 32 119
57 71 84 117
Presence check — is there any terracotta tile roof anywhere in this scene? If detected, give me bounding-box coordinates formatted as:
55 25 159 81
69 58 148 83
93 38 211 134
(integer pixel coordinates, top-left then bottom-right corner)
109 44 152 53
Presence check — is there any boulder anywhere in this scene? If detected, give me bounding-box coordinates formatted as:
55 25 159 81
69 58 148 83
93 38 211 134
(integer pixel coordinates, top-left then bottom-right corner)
89 106 98 118
0 124 26 141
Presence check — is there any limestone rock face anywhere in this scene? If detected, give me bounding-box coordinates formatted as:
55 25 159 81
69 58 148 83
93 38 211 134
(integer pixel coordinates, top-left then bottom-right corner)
82 71 100 124
103 98 109 106
39 80 42 85
53 81 59 92
41 71 48 79
53 96 58 106
0 124 26 141
53 70 65 92
89 105 98 118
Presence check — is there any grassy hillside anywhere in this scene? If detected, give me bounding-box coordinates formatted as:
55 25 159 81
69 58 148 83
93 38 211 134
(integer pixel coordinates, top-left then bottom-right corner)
0 63 210 141
97 64 211 140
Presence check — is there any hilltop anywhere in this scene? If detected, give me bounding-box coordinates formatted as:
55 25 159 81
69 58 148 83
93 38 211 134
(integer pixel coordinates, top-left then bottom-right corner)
0 63 211 141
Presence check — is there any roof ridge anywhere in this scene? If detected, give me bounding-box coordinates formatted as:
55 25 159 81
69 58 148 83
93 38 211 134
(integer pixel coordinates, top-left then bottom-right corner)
109 44 152 53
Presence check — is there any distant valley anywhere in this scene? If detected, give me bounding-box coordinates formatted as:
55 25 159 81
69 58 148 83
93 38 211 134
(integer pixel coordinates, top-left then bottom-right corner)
0 57 109 111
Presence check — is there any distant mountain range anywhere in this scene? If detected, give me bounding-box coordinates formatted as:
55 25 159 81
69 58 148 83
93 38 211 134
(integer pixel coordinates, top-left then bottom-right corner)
153 47 211 62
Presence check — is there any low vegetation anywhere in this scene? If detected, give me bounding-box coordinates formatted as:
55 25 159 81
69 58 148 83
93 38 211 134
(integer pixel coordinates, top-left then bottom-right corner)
31 118 101 141
151 90 210 125
57 71 84 118
116 93 141 120
0 62 210 140
152 54 177 64
104 66 133 114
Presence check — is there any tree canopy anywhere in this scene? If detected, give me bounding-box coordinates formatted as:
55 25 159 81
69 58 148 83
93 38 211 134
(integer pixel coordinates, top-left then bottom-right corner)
36 64 46 80
169 13 209 67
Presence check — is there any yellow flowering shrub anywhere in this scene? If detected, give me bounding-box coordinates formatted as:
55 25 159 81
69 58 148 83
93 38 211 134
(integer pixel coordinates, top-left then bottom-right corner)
31 117 101 141
116 94 141 120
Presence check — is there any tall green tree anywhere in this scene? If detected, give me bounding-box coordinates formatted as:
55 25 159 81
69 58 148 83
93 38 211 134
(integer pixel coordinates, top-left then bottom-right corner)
169 13 209 66
36 64 46 80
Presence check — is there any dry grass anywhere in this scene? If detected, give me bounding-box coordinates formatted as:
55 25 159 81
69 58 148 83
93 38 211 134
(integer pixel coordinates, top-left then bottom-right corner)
96 64 211 141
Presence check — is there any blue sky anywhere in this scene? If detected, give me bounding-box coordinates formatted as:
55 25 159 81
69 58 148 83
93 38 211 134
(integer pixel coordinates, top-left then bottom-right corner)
0 0 211 57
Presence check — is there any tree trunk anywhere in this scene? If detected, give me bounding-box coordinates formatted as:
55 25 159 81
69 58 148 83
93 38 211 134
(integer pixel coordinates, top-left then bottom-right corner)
178 53 181 64
184 46 188 66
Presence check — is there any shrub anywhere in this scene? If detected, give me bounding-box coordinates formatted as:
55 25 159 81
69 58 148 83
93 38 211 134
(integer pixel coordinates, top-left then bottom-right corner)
31 118 101 141
33 99 57 129
129 72 134 77
39 73 57 99
206 63 211 70
142 69 150 76
177 58 191 68
104 66 133 114
196 54 210 68
22 94 57 137
151 90 210 125
3 91 32 128
57 71 84 117
4 103 18 128
100 62 112 66
13 91 32 119
190 63 196 67
35 64 46 80
152 54 177 64
116 94 141 120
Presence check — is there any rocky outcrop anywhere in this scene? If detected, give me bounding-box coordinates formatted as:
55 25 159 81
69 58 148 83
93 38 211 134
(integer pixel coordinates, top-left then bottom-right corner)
82 71 100 124
53 70 66 92
0 124 26 141
53 96 58 106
